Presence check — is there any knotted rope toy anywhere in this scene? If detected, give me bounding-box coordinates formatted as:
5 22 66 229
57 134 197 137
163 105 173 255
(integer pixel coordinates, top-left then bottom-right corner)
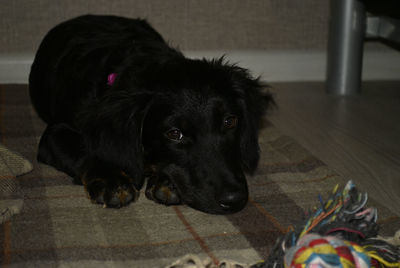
260 180 400 268
283 233 370 267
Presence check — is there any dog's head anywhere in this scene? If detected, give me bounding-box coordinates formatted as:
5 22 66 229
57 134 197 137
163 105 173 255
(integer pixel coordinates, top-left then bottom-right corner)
84 57 273 214
139 57 273 214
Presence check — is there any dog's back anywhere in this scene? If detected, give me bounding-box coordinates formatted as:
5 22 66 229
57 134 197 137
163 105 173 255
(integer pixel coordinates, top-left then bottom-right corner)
29 15 168 124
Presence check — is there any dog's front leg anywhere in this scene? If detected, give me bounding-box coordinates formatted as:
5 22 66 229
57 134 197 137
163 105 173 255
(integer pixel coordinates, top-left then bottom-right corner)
80 158 140 208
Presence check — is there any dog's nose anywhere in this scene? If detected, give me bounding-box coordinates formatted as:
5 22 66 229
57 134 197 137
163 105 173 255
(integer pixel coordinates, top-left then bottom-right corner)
218 190 248 211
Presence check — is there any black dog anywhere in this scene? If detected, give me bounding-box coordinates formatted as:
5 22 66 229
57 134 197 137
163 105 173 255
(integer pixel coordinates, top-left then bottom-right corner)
29 15 273 214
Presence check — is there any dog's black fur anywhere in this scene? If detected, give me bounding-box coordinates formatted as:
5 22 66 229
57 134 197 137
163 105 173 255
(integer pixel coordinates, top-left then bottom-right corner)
29 15 273 214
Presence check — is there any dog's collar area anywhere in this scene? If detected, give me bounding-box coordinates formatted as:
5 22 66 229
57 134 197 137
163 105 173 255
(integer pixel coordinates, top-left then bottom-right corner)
107 73 117 85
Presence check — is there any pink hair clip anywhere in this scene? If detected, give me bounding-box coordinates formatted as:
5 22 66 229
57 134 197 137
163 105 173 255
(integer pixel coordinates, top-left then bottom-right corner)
107 73 117 86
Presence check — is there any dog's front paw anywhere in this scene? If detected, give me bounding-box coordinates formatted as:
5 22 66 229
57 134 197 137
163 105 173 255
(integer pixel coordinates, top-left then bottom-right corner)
145 173 181 205
83 171 139 208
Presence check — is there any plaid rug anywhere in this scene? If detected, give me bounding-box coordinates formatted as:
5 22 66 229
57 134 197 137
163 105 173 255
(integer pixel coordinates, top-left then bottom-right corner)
0 144 32 223
1 84 399 267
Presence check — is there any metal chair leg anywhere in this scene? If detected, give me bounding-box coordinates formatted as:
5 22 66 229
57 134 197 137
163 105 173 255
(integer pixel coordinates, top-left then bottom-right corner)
326 0 366 95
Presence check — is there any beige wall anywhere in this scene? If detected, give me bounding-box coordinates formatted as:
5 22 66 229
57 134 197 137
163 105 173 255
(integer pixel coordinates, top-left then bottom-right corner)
0 0 329 53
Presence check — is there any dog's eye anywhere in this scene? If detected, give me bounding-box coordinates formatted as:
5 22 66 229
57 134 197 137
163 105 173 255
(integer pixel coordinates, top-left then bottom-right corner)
223 115 238 129
165 128 183 141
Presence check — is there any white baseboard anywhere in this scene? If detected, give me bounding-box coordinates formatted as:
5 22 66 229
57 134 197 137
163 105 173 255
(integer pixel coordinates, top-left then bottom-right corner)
0 54 33 84
1 48 399 84
187 48 400 82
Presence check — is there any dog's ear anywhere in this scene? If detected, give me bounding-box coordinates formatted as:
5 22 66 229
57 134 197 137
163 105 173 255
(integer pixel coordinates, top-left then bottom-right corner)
78 91 153 189
228 65 274 174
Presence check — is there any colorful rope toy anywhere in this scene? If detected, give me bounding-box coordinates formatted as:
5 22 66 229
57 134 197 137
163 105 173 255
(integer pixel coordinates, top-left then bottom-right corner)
284 234 370 268
258 181 400 268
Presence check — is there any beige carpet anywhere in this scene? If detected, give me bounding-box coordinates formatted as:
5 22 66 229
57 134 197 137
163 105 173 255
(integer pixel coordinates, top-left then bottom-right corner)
0 144 32 223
